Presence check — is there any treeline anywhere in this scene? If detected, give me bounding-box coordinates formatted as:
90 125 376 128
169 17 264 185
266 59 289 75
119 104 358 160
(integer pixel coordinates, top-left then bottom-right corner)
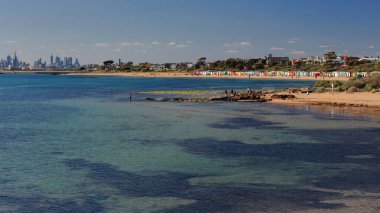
99 58 380 73
197 59 380 72
205 58 266 70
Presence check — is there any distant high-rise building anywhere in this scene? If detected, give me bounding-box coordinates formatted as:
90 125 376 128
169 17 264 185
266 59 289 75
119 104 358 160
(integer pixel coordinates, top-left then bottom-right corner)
55 56 61 67
7 55 12 67
64 57 68 67
67 57 73 67
50 54 54 66
13 52 20 68
74 58 80 67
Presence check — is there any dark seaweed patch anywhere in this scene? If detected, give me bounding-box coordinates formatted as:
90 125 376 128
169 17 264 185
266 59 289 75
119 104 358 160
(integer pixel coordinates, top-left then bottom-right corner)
0 195 104 213
178 137 380 164
209 117 281 129
63 159 343 213
65 159 197 197
313 168 380 193
294 128 380 144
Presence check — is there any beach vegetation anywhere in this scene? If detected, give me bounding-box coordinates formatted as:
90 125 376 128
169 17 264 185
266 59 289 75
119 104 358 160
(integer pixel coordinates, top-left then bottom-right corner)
314 74 380 92
364 83 375 92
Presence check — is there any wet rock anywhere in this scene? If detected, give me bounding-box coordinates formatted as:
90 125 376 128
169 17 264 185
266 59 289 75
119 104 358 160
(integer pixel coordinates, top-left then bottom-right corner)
145 98 157 101
161 97 188 102
271 94 296 100
210 96 229 101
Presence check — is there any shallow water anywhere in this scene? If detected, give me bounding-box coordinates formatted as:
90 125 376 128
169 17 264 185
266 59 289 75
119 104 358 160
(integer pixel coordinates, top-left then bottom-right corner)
0 74 379 212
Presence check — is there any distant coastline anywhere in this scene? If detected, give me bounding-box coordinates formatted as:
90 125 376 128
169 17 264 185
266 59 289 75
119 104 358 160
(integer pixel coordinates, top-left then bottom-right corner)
4 70 379 108
65 71 350 81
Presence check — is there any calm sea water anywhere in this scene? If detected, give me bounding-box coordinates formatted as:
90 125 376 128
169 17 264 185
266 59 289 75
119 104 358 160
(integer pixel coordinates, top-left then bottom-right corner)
0 74 379 213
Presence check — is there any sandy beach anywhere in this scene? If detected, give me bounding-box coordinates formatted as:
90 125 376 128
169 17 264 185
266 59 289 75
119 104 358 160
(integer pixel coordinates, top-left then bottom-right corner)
68 71 350 81
270 92 380 108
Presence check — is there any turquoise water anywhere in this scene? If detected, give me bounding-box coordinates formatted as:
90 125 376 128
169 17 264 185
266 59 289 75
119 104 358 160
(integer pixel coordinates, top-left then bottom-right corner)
0 74 379 212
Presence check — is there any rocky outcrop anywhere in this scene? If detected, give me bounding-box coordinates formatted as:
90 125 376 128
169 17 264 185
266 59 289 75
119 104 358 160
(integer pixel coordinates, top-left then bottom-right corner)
271 94 296 100
145 93 271 103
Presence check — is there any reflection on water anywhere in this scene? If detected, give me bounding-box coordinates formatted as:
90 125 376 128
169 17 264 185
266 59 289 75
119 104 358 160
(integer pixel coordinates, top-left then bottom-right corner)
0 74 379 212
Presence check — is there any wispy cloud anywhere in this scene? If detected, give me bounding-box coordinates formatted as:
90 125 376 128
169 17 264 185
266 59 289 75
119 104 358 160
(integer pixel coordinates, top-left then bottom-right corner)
151 41 160 45
175 44 187 48
186 40 192 44
223 41 252 48
120 41 146 47
288 38 300 44
225 50 239 54
239 41 251 46
167 41 177 46
368 45 375 49
289 50 305 55
114 48 122 52
94 43 110 47
319 45 330 48
4 40 18 44
270 47 285 51
166 41 189 48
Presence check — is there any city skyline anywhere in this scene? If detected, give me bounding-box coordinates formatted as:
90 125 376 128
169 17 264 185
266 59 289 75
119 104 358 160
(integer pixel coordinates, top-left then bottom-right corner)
0 0 379 64
0 52 80 70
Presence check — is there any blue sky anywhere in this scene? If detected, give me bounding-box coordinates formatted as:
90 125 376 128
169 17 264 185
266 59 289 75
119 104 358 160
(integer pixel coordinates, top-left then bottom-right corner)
1 0 379 64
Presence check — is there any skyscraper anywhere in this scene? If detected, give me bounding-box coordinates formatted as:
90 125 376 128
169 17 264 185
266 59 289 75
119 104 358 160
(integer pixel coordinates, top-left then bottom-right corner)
7 55 12 67
55 56 61 68
13 52 19 69
68 57 73 67
74 58 80 68
50 54 54 66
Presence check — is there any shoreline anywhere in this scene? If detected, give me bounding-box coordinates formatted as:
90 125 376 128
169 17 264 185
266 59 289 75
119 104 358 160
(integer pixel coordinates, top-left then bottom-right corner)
139 89 380 109
269 91 380 108
66 71 350 81
136 89 380 112
5 71 377 109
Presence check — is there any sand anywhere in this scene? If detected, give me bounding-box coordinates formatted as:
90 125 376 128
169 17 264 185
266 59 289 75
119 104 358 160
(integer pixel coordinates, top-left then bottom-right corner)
270 92 380 108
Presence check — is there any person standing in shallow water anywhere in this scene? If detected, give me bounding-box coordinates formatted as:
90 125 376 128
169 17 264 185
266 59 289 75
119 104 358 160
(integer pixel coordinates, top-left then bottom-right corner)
225 90 228 97
129 92 132 101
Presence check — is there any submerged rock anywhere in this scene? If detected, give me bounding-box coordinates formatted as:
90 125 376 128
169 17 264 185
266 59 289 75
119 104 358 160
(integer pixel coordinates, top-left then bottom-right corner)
143 90 271 103
145 98 157 101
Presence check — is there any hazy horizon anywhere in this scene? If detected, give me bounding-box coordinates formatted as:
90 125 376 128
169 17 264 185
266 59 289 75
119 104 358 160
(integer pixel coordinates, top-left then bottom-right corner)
1 0 379 64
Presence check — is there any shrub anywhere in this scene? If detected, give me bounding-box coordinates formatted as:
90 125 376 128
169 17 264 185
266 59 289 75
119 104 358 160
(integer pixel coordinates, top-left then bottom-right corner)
347 86 358 93
315 81 331 88
336 86 345 92
365 74 380 88
315 87 325 93
364 83 374 92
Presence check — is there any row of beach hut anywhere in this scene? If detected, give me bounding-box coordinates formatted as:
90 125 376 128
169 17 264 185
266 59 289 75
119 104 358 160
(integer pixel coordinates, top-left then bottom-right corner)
194 70 370 78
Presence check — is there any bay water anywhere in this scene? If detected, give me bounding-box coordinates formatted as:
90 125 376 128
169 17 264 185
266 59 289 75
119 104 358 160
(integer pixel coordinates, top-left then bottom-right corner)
0 74 379 212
